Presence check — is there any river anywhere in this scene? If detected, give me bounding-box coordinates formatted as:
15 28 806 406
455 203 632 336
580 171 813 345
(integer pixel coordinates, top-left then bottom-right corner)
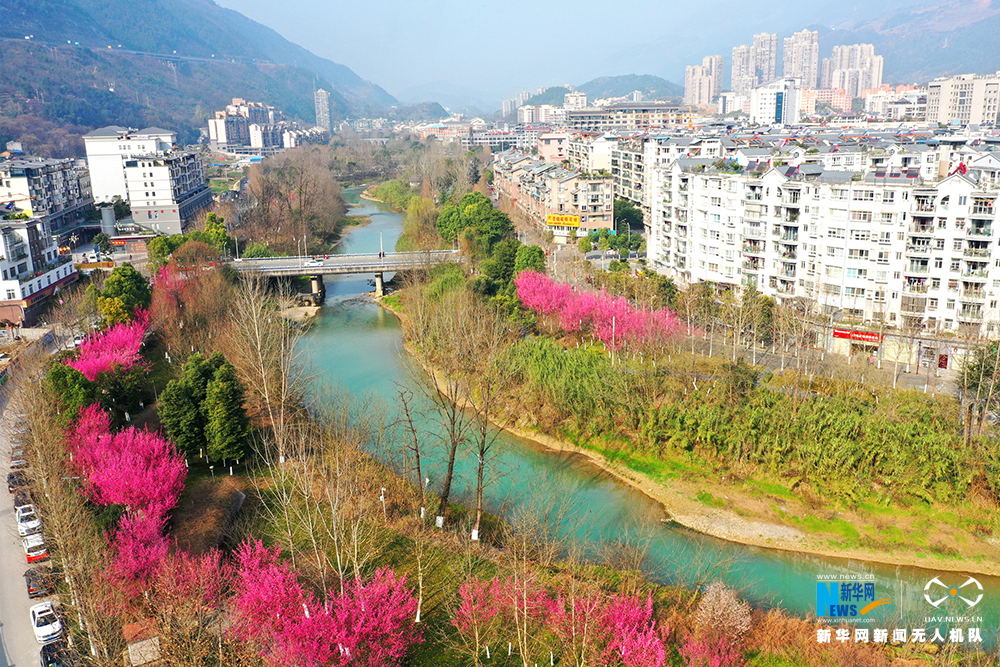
299 186 999 647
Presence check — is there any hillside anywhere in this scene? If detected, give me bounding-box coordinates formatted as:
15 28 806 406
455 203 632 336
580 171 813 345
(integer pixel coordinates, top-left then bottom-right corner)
524 87 572 107
577 74 683 101
0 0 407 156
815 1 1000 84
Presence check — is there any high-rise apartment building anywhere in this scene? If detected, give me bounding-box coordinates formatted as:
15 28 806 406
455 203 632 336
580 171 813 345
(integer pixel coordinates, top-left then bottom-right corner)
314 89 332 132
926 73 1000 125
732 44 756 97
685 56 722 106
752 32 778 83
704 55 724 100
820 44 884 98
783 30 820 89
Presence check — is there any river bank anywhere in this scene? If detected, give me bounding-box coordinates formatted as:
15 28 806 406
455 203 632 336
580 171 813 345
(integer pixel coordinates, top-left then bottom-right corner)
377 296 1000 578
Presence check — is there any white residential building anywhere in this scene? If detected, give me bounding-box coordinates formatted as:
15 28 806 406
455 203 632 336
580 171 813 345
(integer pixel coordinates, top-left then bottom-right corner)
732 45 756 98
821 44 884 98
648 153 1000 337
750 78 802 125
82 126 175 203
566 134 615 172
753 32 778 83
685 56 722 106
926 73 1000 126
123 153 213 236
783 30 820 89
564 92 588 110
0 218 77 325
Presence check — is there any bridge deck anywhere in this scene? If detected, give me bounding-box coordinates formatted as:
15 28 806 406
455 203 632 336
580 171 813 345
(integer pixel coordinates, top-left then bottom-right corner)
229 250 463 276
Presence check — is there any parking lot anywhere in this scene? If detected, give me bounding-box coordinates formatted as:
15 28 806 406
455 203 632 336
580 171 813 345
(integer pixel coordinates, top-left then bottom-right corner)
0 394 70 666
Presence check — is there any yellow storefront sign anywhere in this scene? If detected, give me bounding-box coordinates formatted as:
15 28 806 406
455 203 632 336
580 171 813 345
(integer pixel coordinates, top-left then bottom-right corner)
545 214 580 227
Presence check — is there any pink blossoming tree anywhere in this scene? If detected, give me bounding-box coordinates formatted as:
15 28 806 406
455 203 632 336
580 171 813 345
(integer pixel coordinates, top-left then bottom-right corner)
67 308 150 380
514 271 680 351
452 577 506 666
232 539 422 667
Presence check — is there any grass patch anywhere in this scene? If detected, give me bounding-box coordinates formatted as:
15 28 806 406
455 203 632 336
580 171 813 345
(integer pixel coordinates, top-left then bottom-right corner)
696 491 727 509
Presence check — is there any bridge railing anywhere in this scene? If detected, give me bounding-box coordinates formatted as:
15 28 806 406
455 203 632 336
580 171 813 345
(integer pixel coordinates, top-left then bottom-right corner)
231 250 462 264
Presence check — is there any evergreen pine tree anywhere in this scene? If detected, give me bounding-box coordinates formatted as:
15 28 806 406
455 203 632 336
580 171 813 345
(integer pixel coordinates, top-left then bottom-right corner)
204 361 249 461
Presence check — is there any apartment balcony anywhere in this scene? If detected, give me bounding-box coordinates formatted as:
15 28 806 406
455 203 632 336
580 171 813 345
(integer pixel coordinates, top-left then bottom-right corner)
742 228 765 239
676 227 688 238
903 282 929 294
972 203 995 216
779 265 796 278
780 232 799 242
783 212 800 223
961 288 986 300
964 247 991 258
905 245 931 256
742 242 764 254
909 223 934 234
779 249 797 260
969 226 993 237
959 310 984 323
775 282 795 295
743 260 763 272
906 265 930 274
914 198 935 213
962 270 989 279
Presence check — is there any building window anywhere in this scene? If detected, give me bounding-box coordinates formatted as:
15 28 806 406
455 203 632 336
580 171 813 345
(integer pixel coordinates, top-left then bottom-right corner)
5 290 13 300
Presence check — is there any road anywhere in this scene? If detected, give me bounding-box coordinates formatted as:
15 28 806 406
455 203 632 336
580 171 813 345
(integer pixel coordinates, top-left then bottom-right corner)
0 392 45 667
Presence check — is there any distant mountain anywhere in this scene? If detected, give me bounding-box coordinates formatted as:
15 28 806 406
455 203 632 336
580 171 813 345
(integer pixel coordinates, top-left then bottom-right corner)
384 102 450 123
577 75 683 102
524 87 572 106
396 81 498 114
0 0 410 155
812 1 1000 83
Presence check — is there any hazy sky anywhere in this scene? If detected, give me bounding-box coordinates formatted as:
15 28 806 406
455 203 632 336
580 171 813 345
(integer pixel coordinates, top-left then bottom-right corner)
217 0 936 103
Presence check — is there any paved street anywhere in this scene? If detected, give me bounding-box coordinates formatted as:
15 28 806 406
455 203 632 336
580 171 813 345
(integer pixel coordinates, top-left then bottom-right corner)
0 391 46 667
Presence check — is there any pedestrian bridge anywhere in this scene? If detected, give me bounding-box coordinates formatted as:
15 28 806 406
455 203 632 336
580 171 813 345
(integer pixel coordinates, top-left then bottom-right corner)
228 250 463 299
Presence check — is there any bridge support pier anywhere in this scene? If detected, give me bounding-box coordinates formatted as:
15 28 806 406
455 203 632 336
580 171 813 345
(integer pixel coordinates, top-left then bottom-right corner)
374 272 384 297
310 275 325 304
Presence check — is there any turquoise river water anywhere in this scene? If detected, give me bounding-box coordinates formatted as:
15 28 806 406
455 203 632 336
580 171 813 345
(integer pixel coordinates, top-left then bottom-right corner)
298 187 999 648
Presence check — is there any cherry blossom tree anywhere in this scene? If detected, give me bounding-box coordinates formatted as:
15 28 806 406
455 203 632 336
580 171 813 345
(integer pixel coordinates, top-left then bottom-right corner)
515 271 681 351
603 594 666 667
85 428 186 512
110 509 169 585
232 539 422 667
452 577 506 667
67 309 150 380
546 587 609 667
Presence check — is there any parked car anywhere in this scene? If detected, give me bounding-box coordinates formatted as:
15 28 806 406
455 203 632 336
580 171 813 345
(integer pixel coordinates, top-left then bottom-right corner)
8 471 28 492
23 534 49 563
17 505 42 536
30 601 63 644
24 566 52 599
14 490 33 512
40 640 78 667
